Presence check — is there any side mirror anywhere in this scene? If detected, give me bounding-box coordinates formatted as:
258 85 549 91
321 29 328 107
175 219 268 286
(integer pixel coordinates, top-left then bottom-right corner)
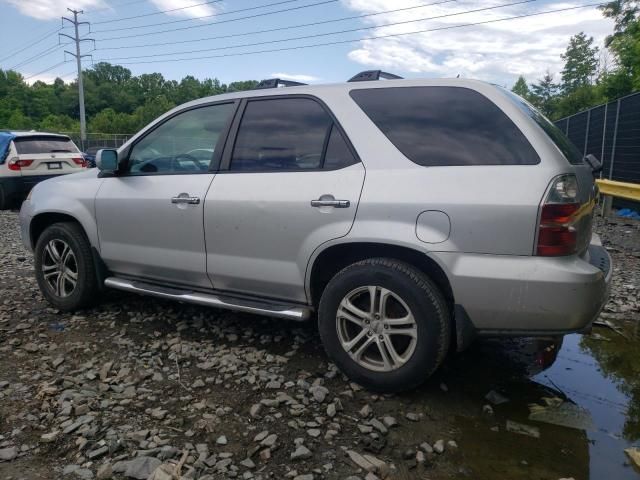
96 149 118 173
584 154 603 176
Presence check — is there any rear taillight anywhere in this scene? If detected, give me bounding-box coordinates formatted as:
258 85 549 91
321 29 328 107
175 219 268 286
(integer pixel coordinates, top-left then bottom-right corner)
8 159 34 171
536 175 580 257
72 157 87 167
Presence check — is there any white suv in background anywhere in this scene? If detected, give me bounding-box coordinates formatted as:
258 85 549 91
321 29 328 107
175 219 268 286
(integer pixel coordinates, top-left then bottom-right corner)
0 131 87 209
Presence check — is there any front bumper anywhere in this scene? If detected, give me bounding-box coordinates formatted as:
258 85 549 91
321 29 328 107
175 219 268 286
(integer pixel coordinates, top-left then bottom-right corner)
19 199 34 252
439 235 613 335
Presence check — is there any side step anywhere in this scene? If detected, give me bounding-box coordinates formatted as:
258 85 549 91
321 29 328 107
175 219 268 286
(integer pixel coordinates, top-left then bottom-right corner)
104 277 310 321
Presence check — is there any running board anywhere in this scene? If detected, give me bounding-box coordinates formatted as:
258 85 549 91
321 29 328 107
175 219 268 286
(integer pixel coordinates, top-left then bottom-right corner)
104 277 310 321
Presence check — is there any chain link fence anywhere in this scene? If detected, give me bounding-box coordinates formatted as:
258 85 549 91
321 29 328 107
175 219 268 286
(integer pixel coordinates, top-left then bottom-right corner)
61 132 134 152
554 92 640 184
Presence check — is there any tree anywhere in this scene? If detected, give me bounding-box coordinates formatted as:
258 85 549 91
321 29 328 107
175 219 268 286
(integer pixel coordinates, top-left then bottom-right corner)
530 71 559 117
561 32 599 93
511 75 531 99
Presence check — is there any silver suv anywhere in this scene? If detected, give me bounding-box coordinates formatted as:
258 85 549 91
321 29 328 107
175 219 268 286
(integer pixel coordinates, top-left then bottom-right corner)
19 73 612 392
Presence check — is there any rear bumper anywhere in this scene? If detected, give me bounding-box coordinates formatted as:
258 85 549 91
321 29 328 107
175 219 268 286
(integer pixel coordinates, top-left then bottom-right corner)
0 174 65 198
439 235 612 335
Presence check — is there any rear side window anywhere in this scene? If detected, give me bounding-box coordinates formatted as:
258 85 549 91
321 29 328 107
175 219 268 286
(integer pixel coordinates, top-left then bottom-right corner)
503 89 583 165
13 136 79 154
231 98 332 171
350 87 539 166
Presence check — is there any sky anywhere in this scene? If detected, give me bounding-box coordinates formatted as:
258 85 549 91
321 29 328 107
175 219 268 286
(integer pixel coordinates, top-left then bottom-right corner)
0 0 615 88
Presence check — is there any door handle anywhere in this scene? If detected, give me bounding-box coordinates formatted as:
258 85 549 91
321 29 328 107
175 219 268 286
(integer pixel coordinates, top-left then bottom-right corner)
171 195 200 205
311 198 350 208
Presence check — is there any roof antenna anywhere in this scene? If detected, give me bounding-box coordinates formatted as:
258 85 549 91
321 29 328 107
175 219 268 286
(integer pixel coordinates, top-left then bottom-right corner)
456 74 460 78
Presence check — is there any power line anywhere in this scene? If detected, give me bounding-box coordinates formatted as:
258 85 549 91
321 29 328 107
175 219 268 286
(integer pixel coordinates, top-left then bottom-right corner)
97 0 457 51
92 0 338 38
9 43 70 70
96 2 603 65
99 0 529 61
0 26 62 64
92 0 225 25
24 61 69 81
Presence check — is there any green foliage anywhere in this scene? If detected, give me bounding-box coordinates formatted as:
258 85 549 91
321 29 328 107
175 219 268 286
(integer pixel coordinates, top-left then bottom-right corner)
561 32 599 94
513 6 638 120
0 62 258 135
511 76 531 99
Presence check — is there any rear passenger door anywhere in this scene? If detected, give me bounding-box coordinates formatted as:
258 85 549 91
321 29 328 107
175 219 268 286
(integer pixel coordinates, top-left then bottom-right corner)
205 96 365 302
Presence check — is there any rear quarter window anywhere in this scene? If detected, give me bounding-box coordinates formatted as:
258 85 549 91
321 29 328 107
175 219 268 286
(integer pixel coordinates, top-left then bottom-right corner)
13 136 79 155
350 86 539 166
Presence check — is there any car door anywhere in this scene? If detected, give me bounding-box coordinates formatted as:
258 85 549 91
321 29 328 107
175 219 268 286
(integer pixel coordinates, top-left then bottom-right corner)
205 96 365 302
95 101 237 288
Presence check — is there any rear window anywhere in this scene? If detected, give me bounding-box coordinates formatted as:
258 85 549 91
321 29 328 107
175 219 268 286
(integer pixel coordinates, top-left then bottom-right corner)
350 86 539 166
13 136 79 155
503 89 584 165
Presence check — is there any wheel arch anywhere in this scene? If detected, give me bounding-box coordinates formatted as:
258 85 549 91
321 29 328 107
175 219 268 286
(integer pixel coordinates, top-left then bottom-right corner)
307 241 454 311
29 211 93 251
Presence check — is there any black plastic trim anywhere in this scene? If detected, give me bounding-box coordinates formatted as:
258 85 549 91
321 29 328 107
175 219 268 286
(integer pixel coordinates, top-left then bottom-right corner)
348 70 403 82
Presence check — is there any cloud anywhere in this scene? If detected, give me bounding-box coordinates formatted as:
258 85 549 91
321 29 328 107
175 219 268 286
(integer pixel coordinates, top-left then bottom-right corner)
341 0 614 86
5 0 106 20
148 0 219 19
270 72 321 82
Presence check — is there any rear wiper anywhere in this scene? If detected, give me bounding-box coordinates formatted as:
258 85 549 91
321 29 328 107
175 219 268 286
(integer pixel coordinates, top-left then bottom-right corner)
584 154 603 176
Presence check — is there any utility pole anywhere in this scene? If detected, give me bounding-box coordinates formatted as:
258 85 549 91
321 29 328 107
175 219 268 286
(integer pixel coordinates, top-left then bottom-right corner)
60 9 94 151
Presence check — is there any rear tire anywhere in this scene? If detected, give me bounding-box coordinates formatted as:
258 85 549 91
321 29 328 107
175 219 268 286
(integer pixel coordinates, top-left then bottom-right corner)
318 258 450 393
0 185 8 210
34 222 99 311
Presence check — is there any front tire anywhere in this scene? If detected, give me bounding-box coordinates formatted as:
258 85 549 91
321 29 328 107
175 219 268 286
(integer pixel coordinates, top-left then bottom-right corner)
318 258 450 393
34 222 99 311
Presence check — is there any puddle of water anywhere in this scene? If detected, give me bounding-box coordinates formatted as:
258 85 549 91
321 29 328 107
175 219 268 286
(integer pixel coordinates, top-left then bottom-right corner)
400 320 640 479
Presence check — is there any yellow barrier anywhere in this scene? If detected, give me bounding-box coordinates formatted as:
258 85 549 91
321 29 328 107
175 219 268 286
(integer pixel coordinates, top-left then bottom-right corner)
596 179 640 202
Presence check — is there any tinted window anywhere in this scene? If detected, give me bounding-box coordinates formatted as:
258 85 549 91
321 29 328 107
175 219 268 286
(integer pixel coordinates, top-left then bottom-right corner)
324 125 358 169
503 89 584 165
128 103 234 175
350 87 539 166
14 136 79 154
231 98 332 171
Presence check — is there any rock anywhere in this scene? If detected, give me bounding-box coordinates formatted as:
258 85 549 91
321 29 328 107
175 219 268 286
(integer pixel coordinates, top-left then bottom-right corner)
326 403 337 418
150 408 168 420
23 342 39 352
96 463 113 480
291 445 312 460
261 434 278 447
433 440 445 454
254 430 269 442
293 475 314 480
625 448 640 468
0 446 17 462
506 420 540 438
250 404 262 418
192 379 205 388
359 404 372 418
40 431 59 443
405 412 420 422
382 416 397 428
309 385 329 403
217 435 228 445
485 390 509 405
447 440 458 449
240 458 255 469
482 404 494 415
259 448 271 461
307 429 321 438
419 442 433 454
123 456 162 479
416 450 426 464
369 419 388 435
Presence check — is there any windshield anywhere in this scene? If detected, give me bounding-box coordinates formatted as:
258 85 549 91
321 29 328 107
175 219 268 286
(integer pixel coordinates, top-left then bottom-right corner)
502 89 584 165
13 136 79 155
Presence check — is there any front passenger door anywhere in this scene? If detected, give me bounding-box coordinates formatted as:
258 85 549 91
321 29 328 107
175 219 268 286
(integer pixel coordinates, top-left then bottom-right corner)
96 102 236 288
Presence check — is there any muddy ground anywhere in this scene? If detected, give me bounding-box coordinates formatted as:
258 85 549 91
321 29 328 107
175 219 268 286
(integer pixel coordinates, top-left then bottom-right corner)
0 210 638 480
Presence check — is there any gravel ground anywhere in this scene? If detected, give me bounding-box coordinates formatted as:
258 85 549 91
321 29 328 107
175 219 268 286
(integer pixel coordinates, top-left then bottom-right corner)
0 209 638 480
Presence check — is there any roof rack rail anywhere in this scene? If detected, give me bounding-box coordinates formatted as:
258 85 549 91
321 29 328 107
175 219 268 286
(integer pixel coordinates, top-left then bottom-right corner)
255 78 307 89
348 70 403 82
